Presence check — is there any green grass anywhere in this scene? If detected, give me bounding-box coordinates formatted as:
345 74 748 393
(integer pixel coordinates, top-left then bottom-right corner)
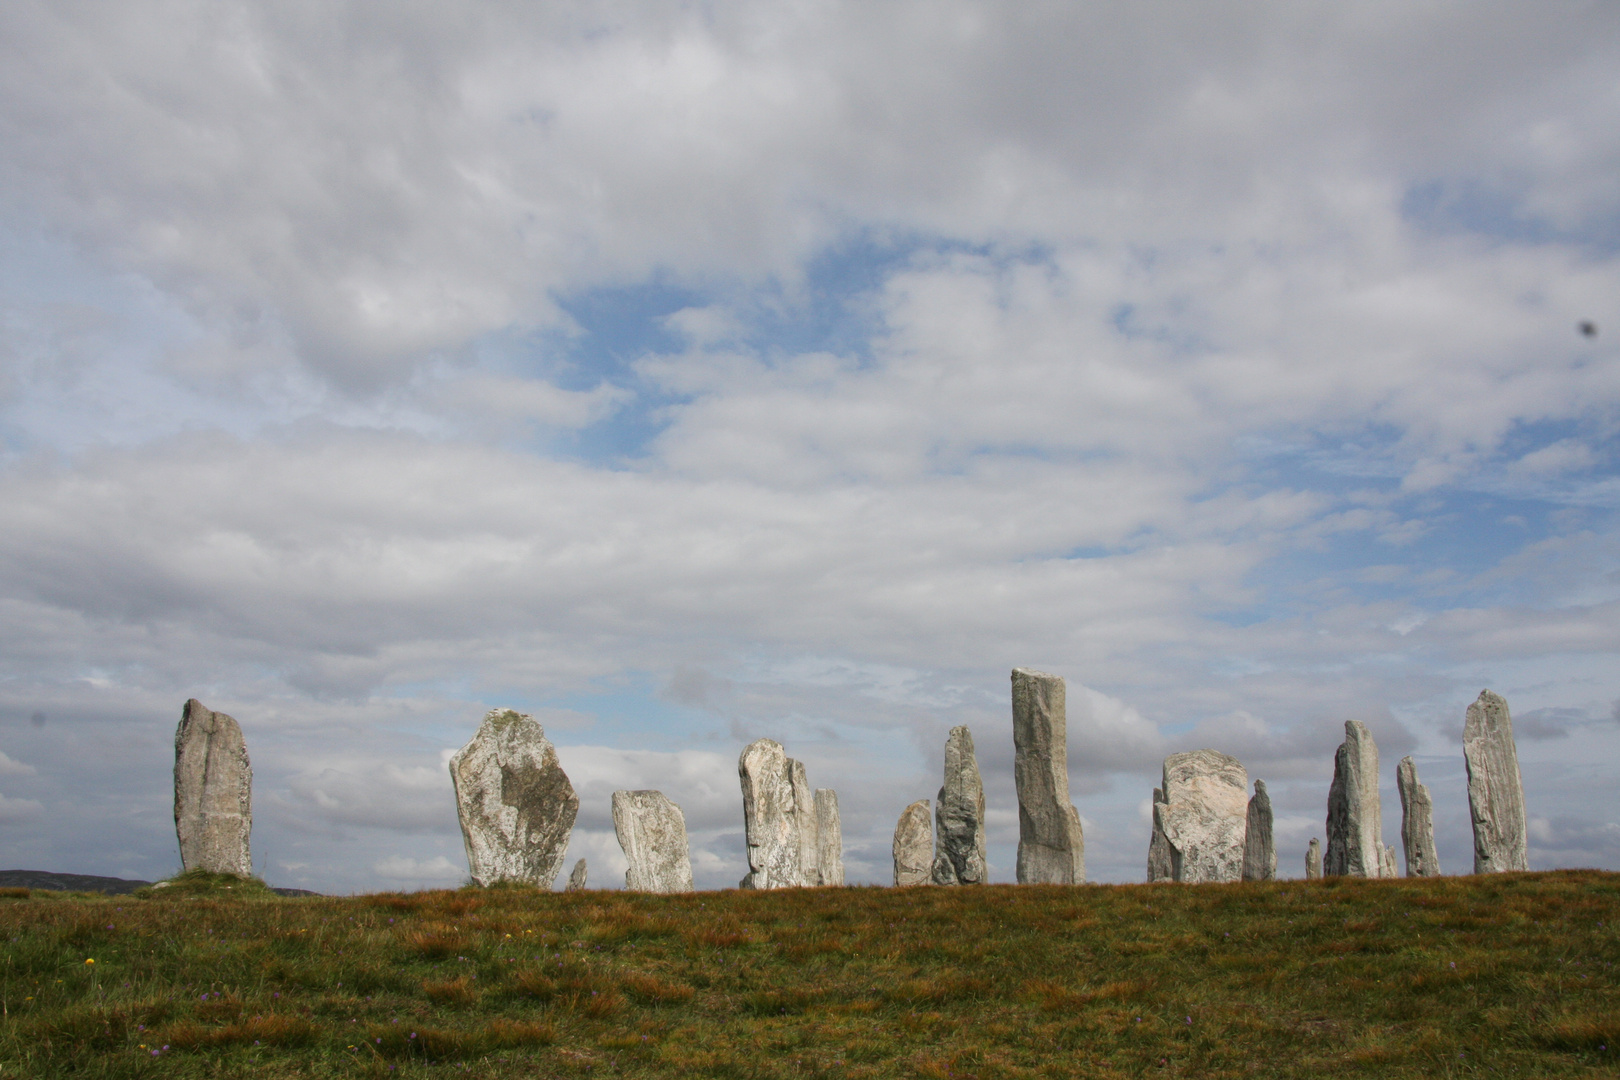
0 870 1615 1078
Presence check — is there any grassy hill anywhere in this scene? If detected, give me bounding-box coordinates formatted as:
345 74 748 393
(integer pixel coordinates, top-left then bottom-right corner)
0 869 1615 1078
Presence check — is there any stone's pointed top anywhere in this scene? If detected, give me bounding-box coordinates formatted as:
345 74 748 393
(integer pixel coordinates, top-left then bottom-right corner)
1012 667 1060 680
893 799 933 887
449 708 578 888
174 699 252 878
1254 779 1267 796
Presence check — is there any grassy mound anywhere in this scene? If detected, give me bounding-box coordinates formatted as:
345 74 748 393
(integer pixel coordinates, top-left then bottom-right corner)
0 870 1615 1078
131 869 279 900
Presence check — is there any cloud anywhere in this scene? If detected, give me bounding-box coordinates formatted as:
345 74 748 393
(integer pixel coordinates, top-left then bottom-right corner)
0 750 37 776
0 793 44 823
372 855 463 882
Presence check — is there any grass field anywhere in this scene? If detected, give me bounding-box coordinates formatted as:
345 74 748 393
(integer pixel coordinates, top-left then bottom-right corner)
0 869 1615 1078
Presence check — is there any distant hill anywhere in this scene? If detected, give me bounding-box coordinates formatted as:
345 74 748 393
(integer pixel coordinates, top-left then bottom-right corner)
0 869 319 897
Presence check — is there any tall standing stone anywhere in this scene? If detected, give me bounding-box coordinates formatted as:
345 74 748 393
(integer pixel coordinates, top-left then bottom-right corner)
1147 787 1174 882
565 858 588 891
738 739 802 889
1305 838 1322 879
1153 750 1249 883
1324 720 1384 878
893 799 934 886
612 790 695 893
931 726 988 886
173 699 253 878
789 758 822 886
1241 779 1276 882
815 789 844 886
1011 668 1085 884
1396 756 1442 877
1464 689 1529 874
449 708 579 888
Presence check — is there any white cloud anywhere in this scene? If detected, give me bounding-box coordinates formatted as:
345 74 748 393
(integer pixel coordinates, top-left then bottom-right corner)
372 855 462 881
0 750 36 776
0 793 44 823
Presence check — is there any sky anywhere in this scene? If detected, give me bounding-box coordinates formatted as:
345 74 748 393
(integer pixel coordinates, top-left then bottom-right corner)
1 1 1618 894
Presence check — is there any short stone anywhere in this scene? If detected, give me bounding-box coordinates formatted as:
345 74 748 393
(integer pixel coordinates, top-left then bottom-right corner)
173 699 253 878
1147 787 1173 882
815 789 844 887
1396 756 1442 877
1012 669 1084 884
565 858 587 892
893 799 934 887
1155 750 1249 883
1464 690 1529 874
612 790 695 893
932 725 988 886
449 708 579 888
1242 779 1276 882
1305 838 1322 880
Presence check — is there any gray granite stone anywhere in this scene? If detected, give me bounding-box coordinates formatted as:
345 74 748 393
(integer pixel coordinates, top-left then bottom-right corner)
738 739 802 889
565 858 587 891
1396 756 1442 877
1155 749 1249 883
173 698 253 878
1464 689 1529 874
1305 837 1322 879
1324 720 1384 878
1011 668 1084 884
789 758 821 886
449 708 579 888
931 726 988 886
613 790 695 893
815 789 843 886
893 799 934 887
1242 779 1276 882
1147 786 1173 882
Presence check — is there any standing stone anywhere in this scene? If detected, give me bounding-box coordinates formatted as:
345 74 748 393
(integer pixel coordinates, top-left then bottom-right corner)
1305 838 1323 879
1324 720 1384 878
1011 669 1085 884
173 699 253 877
931 726 988 886
789 758 821 886
1396 756 1442 877
449 708 579 888
1383 844 1399 879
1147 787 1174 882
738 739 802 889
1154 750 1249 883
1241 779 1276 882
1464 689 1529 874
893 799 934 886
565 858 587 892
612 790 695 893
815 789 844 886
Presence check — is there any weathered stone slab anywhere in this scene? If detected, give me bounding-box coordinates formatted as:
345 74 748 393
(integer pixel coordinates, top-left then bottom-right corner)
449 708 579 888
815 789 843 886
1154 750 1249 883
1464 689 1528 874
1011 668 1084 884
1305 837 1322 879
613 790 695 893
1324 720 1384 878
738 739 802 889
565 858 587 892
1241 779 1276 882
1396 756 1442 877
931 725 988 886
174 698 253 877
789 758 821 886
1147 787 1173 882
893 799 933 886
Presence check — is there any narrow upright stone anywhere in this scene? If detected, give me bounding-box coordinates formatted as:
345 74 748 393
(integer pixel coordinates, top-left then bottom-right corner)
1305 838 1322 879
1379 844 1398 879
1464 689 1529 874
893 799 934 886
815 789 844 886
1396 756 1442 877
1154 750 1249 883
931 726 988 885
612 790 695 893
789 758 821 886
1011 668 1085 884
738 739 802 889
1242 779 1276 882
1147 787 1173 882
173 698 253 877
565 858 587 892
1324 720 1385 878
449 708 579 888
